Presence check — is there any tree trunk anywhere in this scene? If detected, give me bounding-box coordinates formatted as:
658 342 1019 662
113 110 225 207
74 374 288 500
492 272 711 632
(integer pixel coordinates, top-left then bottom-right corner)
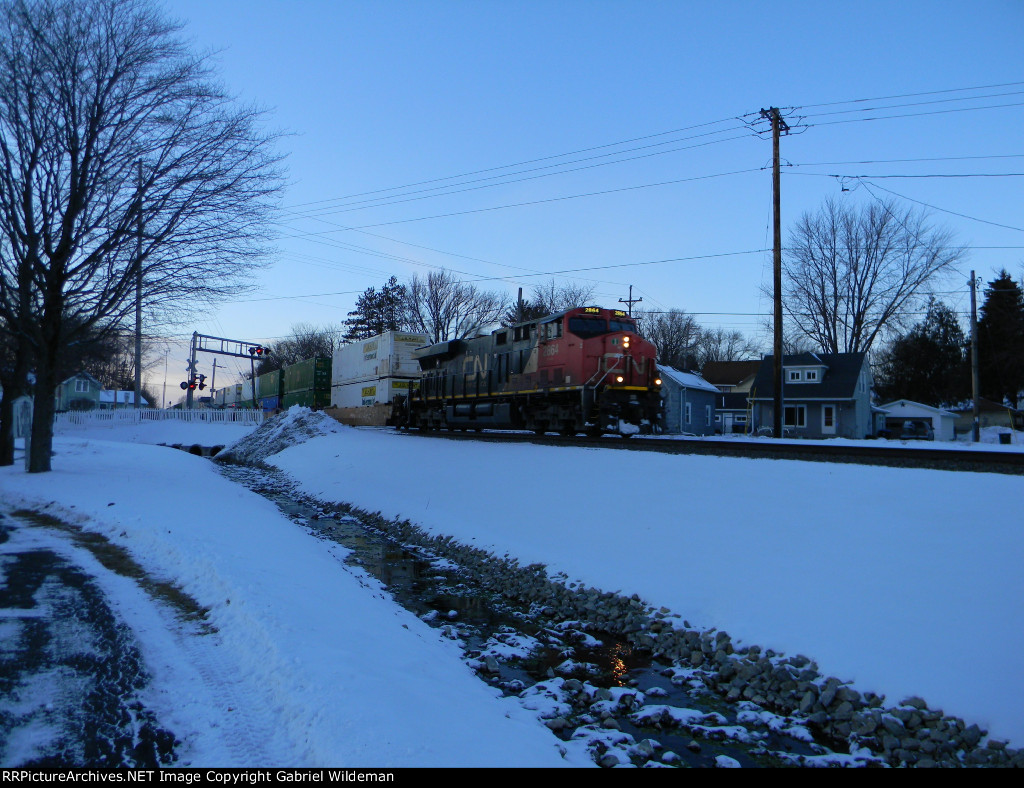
29 320 62 473
28 363 56 473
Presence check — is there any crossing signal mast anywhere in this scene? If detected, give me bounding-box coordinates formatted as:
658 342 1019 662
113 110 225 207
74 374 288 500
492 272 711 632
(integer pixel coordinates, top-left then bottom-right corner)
184 332 272 408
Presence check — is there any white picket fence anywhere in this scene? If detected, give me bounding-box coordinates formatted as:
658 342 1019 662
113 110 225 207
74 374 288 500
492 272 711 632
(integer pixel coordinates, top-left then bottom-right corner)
54 408 265 428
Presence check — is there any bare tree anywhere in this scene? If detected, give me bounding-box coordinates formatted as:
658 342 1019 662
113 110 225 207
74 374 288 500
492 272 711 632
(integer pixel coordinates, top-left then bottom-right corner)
697 327 760 366
0 0 284 471
530 278 596 313
405 269 508 343
782 197 965 354
77 328 160 391
502 278 596 325
637 309 701 369
255 323 343 375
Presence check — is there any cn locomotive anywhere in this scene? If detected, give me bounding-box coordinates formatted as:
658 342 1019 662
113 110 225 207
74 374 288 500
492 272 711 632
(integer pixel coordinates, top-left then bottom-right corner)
396 306 663 436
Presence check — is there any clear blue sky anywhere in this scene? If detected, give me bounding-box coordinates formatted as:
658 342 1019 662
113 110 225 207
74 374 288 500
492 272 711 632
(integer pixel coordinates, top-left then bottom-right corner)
159 0 1023 389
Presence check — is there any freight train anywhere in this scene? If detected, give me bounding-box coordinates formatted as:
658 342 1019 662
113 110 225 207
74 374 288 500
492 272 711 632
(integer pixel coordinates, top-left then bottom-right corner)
395 306 663 436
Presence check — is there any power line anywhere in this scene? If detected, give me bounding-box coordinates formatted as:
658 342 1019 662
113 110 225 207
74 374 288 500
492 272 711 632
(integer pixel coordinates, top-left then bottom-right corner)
791 172 1024 179
790 80 1024 111
796 88 1024 120
858 180 1024 233
276 167 763 238
790 154 1024 167
285 132 752 220
278 80 1024 223
803 100 1024 128
283 116 746 211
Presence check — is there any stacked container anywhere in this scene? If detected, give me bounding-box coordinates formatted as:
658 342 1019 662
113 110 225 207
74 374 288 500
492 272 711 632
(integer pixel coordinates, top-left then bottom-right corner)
257 369 283 411
283 357 332 409
330 332 427 414
216 383 244 408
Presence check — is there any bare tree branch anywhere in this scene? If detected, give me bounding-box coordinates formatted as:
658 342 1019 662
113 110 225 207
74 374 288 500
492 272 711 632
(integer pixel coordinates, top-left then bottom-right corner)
782 197 965 354
0 0 286 471
405 269 508 343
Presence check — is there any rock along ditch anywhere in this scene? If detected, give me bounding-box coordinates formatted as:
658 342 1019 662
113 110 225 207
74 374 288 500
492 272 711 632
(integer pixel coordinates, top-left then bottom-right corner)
209 410 1020 768
215 455 1019 769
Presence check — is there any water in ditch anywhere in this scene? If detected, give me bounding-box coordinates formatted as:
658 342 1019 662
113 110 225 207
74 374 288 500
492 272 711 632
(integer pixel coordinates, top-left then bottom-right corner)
217 460 845 767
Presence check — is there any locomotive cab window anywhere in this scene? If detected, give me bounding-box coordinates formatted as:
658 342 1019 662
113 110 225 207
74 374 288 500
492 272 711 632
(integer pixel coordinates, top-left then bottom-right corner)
568 317 607 338
542 320 563 340
609 319 636 333
495 331 508 346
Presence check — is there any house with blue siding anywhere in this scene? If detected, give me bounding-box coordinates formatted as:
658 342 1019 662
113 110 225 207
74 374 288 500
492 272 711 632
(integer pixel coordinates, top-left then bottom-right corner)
748 352 874 439
658 366 719 435
54 372 103 411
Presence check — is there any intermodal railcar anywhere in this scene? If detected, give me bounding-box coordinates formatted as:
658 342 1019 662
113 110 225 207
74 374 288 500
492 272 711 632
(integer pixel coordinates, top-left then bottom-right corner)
396 306 663 436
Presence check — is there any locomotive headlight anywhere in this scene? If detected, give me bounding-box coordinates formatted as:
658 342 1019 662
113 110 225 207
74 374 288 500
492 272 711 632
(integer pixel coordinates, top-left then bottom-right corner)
622 336 630 348
616 375 624 383
655 378 662 386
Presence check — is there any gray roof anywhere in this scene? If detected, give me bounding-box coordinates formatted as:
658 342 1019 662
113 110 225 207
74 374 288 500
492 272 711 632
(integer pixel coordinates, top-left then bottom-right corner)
700 360 761 387
749 352 867 400
658 365 719 393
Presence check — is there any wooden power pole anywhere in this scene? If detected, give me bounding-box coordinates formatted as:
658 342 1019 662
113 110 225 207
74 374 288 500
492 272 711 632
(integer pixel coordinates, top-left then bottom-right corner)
619 285 642 317
761 107 789 438
970 270 981 442
134 161 143 409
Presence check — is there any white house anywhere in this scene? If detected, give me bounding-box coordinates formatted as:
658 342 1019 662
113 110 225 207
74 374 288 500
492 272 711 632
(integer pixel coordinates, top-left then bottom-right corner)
878 400 957 441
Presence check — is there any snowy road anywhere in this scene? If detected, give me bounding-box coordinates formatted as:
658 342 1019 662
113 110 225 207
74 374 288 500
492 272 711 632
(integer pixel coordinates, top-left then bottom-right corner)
0 424 578 767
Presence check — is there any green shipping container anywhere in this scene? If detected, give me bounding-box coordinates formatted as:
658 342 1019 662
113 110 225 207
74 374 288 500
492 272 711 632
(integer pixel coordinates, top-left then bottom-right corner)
284 357 332 394
257 369 282 399
282 389 331 409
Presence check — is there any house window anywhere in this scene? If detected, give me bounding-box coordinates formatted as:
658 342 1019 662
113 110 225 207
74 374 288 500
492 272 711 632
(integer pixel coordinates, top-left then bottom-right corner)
805 370 818 382
823 406 835 428
685 402 692 425
783 405 807 428
75 378 89 393
705 405 712 426
788 370 802 382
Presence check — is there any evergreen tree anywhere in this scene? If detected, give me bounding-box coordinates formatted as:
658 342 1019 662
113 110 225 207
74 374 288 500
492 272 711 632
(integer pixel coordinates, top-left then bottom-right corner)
874 298 969 406
977 270 1024 407
344 286 379 341
501 299 548 326
343 276 409 340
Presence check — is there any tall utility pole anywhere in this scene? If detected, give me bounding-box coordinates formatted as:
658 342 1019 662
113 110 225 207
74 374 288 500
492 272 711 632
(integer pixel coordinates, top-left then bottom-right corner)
970 270 981 442
619 285 642 317
134 161 144 409
760 107 789 438
211 359 222 398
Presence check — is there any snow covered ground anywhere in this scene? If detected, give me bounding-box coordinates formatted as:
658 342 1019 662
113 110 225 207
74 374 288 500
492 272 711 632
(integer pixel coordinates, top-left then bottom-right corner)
1 412 1022 765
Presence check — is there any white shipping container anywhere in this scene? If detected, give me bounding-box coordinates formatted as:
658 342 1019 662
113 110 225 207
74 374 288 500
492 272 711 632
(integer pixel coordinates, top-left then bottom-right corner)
221 383 243 406
332 331 428 385
331 378 415 409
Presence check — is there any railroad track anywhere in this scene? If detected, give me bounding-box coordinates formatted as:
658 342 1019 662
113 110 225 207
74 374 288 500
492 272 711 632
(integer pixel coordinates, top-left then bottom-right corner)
396 428 1024 476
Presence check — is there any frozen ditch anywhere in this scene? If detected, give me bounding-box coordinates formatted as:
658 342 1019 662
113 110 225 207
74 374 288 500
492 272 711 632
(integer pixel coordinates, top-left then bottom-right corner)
203 408 1022 768
216 461 869 768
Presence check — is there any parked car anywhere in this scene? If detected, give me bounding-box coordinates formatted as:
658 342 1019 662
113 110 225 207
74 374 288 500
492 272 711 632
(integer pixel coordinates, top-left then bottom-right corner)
900 419 934 441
